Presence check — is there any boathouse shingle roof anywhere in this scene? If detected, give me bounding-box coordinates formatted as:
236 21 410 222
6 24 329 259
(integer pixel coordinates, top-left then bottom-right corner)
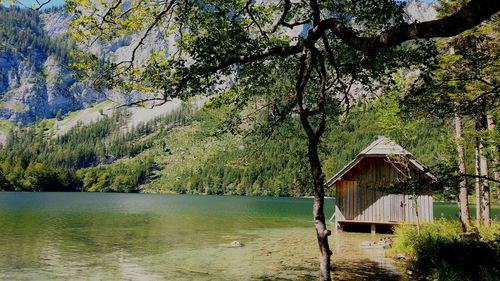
325 136 432 187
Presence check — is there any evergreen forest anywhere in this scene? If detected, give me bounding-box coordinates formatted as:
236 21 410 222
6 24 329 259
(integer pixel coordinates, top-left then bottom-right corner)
0 6 75 63
2 98 495 203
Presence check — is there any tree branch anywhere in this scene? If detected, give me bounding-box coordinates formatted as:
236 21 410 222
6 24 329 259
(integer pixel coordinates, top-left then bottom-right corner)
182 0 499 85
308 0 500 52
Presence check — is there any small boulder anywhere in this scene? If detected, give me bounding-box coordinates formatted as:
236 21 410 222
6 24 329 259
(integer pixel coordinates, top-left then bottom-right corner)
229 240 243 248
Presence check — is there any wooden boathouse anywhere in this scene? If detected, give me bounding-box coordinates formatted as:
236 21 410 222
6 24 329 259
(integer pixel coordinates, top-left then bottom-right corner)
326 136 434 233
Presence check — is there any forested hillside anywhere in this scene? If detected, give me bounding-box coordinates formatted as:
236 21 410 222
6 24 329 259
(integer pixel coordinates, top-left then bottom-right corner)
139 101 448 197
0 99 455 197
0 104 190 191
0 7 74 62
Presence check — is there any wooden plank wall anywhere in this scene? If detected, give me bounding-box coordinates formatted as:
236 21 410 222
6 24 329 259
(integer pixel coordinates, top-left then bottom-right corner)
335 157 433 224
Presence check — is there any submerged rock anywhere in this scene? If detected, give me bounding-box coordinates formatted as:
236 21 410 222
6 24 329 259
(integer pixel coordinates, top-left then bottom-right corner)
229 241 243 248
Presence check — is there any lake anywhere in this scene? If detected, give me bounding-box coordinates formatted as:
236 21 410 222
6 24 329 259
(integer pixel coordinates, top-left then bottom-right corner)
0 193 498 280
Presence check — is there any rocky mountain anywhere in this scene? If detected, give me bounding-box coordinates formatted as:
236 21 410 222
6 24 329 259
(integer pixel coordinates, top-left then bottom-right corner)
0 1 437 126
406 0 438 23
0 7 104 124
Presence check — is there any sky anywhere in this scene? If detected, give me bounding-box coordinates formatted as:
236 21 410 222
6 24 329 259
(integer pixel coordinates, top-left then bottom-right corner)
12 0 436 9
10 0 436 10
16 0 65 9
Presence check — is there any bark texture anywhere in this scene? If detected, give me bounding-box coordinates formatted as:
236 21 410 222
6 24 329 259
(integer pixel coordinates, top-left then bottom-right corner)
487 115 500 205
454 112 470 230
310 141 332 281
302 123 332 281
296 47 332 281
474 139 481 226
477 114 491 227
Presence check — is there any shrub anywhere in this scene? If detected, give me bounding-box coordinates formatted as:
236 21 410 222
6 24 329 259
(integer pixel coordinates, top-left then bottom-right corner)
391 220 500 281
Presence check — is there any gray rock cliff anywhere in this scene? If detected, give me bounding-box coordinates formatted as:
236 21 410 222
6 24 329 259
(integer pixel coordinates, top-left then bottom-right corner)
0 1 437 125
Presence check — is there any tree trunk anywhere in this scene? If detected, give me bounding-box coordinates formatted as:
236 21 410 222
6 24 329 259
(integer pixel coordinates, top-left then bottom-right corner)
454 112 470 230
474 136 481 226
477 114 491 227
479 142 491 227
412 193 421 236
295 48 332 281
306 136 332 281
298 109 332 281
486 115 500 205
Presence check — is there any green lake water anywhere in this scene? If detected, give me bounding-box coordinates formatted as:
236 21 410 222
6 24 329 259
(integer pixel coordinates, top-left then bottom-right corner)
0 193 498 280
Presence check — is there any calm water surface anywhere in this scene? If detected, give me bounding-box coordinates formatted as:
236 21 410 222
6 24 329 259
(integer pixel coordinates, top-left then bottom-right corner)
434 202 500 221
0 193 326 280
0 193 498 280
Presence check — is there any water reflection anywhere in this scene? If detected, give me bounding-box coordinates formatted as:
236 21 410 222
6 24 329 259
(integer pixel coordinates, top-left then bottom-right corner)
0 193 407 280
333 232 400 281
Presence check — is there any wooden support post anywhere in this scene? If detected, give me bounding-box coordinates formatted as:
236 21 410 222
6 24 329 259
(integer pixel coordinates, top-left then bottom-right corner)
371 224 376 235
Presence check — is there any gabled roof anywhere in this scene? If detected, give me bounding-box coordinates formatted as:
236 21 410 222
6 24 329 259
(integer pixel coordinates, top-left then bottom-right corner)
325 136 433 187
359 135 410 156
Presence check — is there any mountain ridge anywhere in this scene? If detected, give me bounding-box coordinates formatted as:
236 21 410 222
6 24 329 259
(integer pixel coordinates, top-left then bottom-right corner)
0 7 104 124
0 1 437 128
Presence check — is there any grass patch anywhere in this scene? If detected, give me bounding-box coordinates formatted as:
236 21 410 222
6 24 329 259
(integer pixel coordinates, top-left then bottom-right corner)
0 119 15 133
89 100 112 113
64 109 81 120
0 102 27 112
391 220 500 281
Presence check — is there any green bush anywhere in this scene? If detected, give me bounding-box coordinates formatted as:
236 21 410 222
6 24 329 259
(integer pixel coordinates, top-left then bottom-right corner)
391 220 500 281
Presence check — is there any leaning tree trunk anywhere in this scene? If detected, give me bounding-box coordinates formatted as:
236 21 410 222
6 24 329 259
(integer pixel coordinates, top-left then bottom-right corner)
295 46 332 281
299 108 332 280
477 114 491 227
297 112 333 280
454 111 470 230
307 138 332 281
